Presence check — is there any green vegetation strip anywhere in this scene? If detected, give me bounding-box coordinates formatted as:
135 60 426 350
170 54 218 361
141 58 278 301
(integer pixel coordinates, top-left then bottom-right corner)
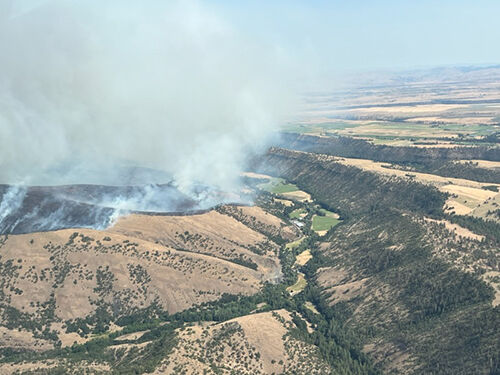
287 273 307 295
285 236 305 250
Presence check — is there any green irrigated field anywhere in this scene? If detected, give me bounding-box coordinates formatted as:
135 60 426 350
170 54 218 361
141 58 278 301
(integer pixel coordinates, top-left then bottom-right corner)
258 177 298 194
312 215 340 232
281 117 500 147
318 208 339 217
281 121 360 135
289 208 307 219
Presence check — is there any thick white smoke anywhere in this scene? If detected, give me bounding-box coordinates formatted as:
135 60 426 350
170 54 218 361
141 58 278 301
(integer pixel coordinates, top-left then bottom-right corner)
0 185 27 231
0 0 295 194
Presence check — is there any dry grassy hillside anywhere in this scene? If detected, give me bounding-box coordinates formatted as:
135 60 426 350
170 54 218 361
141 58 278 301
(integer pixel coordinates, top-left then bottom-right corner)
0 207 287 352
110 210 284 274
153 310 330 375
334 156 500 221
0 310 330 375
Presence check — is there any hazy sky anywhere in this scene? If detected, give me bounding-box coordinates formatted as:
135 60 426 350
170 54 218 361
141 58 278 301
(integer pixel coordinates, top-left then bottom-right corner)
212 0 500 72
10 0 500 73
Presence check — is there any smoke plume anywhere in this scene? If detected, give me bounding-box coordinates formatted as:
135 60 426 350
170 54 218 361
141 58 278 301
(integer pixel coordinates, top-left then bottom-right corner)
0 0 298 233
0 0 294 191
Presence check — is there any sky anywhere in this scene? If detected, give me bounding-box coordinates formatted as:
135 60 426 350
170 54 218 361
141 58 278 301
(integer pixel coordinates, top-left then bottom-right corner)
8 0 500 73
6 0 500 80
212 0 500 72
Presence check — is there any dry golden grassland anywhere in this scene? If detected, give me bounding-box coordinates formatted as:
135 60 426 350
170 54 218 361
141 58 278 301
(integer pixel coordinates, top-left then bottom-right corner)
294 249 312 266
0 206 285 352
333 156 500 220
153 310 331 375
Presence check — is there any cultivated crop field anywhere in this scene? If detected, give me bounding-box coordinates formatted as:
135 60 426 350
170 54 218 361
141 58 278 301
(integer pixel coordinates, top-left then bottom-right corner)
312 215 341 232
284 118 499 147
286 68 500 147
257 177 299 194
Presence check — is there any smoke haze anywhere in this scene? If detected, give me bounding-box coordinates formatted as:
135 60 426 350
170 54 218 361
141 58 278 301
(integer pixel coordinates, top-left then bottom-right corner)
0 0 295 193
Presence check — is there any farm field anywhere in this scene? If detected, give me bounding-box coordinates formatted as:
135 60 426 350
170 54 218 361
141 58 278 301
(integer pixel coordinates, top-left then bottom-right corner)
312 214 341 233
257 177 298 194
294 249 312 266
284 120 498 143
289 208 307 219
285 67 500 148
244 172 313 202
